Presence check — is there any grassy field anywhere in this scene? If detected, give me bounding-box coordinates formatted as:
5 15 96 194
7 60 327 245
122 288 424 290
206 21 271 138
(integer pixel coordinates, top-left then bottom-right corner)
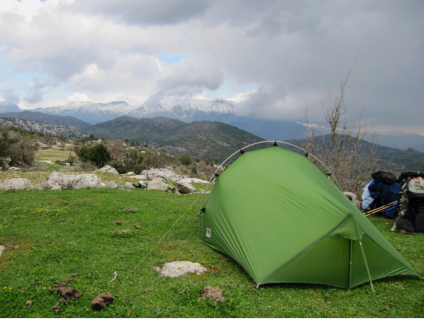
0 188 423 318
36 149 77 162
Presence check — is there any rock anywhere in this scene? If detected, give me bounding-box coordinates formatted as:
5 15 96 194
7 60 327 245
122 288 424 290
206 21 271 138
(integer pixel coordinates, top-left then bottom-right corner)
51 185 62 191
201 286 225 303
58 287 81 301
105 181 118 189
0 178 32 190
64 163 70 166
92 293 114 310
138 180 149 189
135 225 144 230
175 181 196 194
8 166 20 171
44 172 101 190
71 174 101 189
71 273 78 277
116 221 122 225
95 165 119 175
121 172 134 176
100 183 106 188
123 207 138 211
130 175 147 179
146 177 168 191
111 229 131 234
0 246 5 257
155 261 207 278
38 160 53 164
26 300 32 307
123 182 135 189
180 178 209 184
141 168 189 182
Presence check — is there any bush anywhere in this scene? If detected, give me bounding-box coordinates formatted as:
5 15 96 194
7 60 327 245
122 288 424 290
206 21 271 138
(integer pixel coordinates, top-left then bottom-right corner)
191 166 198 175
89 144 111 167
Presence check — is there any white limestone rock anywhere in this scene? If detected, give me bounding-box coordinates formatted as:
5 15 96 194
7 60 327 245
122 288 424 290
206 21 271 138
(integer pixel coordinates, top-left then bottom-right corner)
95 165 119 175
155 261 207 278
0 178 32 190
175 181 197 194
146 177 168 191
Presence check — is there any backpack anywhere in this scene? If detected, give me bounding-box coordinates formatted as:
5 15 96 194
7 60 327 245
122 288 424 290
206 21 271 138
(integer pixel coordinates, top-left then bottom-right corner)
396 172 424 233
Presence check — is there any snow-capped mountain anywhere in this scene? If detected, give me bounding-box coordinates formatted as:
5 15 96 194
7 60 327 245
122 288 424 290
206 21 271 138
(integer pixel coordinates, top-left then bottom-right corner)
31 101 137 124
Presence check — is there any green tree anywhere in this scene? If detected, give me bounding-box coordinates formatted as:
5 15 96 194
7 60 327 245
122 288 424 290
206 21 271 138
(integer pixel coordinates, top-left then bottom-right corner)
180 155 193 168
88 144 111 167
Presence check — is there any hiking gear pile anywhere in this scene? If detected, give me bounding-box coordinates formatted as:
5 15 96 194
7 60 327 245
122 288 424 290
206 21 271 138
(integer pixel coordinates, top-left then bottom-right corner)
200 147 418 289
362 171 400 219
393 172 424 234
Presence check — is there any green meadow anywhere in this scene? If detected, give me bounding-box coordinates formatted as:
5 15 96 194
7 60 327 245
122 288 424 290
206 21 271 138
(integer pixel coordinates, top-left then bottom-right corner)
0 188 423 317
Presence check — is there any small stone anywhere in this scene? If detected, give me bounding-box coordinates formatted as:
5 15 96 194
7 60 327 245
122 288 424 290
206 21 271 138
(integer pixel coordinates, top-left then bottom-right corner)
135 225 144 230
116 221 122 225
26 300 32 307
71 273 78 277
14 246 19 250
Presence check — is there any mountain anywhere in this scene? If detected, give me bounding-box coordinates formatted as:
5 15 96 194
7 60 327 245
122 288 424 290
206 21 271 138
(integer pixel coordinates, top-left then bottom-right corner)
83 116 264 161
0 101 22 113
364 132 424 153
31 101 136 125
0 118 86 139
288 135 424 173
0 111 91 131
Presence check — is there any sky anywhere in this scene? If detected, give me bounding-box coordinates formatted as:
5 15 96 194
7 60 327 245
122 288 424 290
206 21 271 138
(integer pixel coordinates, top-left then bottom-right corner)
0 0 423 134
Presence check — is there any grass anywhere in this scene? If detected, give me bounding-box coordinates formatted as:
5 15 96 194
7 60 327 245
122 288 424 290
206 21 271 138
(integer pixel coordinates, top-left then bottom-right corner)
36 150 77 162
0 187 423 317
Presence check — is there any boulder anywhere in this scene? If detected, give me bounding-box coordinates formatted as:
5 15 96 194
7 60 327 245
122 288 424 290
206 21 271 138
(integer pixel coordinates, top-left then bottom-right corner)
95 165 119 175
155 261 207 278
123 182 135 189
122 172 134 176
8 166 20 171
180 178 209 184
100 183 106 188
175 181 196 194
0 178 32 190
138 180 149 189
129 175 147 179
44 172 101 190
146 177 168 191
105 181 118 189
141 168 189 182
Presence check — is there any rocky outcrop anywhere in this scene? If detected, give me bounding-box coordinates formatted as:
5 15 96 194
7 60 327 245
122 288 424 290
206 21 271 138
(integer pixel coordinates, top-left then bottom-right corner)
0 118 85 139
146 177 168 191
44 172 101 190
123 182 135 189
141 168 189 182
0 178 32 190
95 165 119 174
175 181 196 194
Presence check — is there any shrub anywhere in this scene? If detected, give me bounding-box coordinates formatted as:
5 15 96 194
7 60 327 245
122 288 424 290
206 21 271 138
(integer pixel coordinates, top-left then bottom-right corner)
191 166 198 175
89 144 111 167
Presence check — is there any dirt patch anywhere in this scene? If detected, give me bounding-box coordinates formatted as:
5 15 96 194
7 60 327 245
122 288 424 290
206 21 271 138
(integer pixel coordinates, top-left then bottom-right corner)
200 286 225 303
58 287 81 301
92 293 115 310
123 207 138 211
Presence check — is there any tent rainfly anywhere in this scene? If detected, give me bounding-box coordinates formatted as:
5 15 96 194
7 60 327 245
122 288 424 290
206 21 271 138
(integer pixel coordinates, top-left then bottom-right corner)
200 145 419 289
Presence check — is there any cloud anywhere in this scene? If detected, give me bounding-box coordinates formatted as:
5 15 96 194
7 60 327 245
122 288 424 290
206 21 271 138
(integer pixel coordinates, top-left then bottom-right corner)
1 87 20 104
144 58 223 108
69 0 210 26
0 0 423 133
25 77 48 103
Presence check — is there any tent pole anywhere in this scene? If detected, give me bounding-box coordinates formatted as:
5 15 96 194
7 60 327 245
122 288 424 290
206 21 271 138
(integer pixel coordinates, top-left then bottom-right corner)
359 241 375 294
348 239 352 292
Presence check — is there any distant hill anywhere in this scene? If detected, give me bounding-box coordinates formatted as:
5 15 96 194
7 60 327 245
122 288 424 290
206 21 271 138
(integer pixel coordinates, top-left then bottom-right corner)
287 135 424 172
83 116 264 161
0 111 91 131
0 101 21 113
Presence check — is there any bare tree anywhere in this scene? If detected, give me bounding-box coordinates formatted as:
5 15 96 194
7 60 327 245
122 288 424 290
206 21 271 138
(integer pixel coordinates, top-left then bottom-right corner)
299 71 379 196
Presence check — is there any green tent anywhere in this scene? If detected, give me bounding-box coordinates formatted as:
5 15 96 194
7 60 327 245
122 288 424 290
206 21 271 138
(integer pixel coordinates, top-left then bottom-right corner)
200 146 419 289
